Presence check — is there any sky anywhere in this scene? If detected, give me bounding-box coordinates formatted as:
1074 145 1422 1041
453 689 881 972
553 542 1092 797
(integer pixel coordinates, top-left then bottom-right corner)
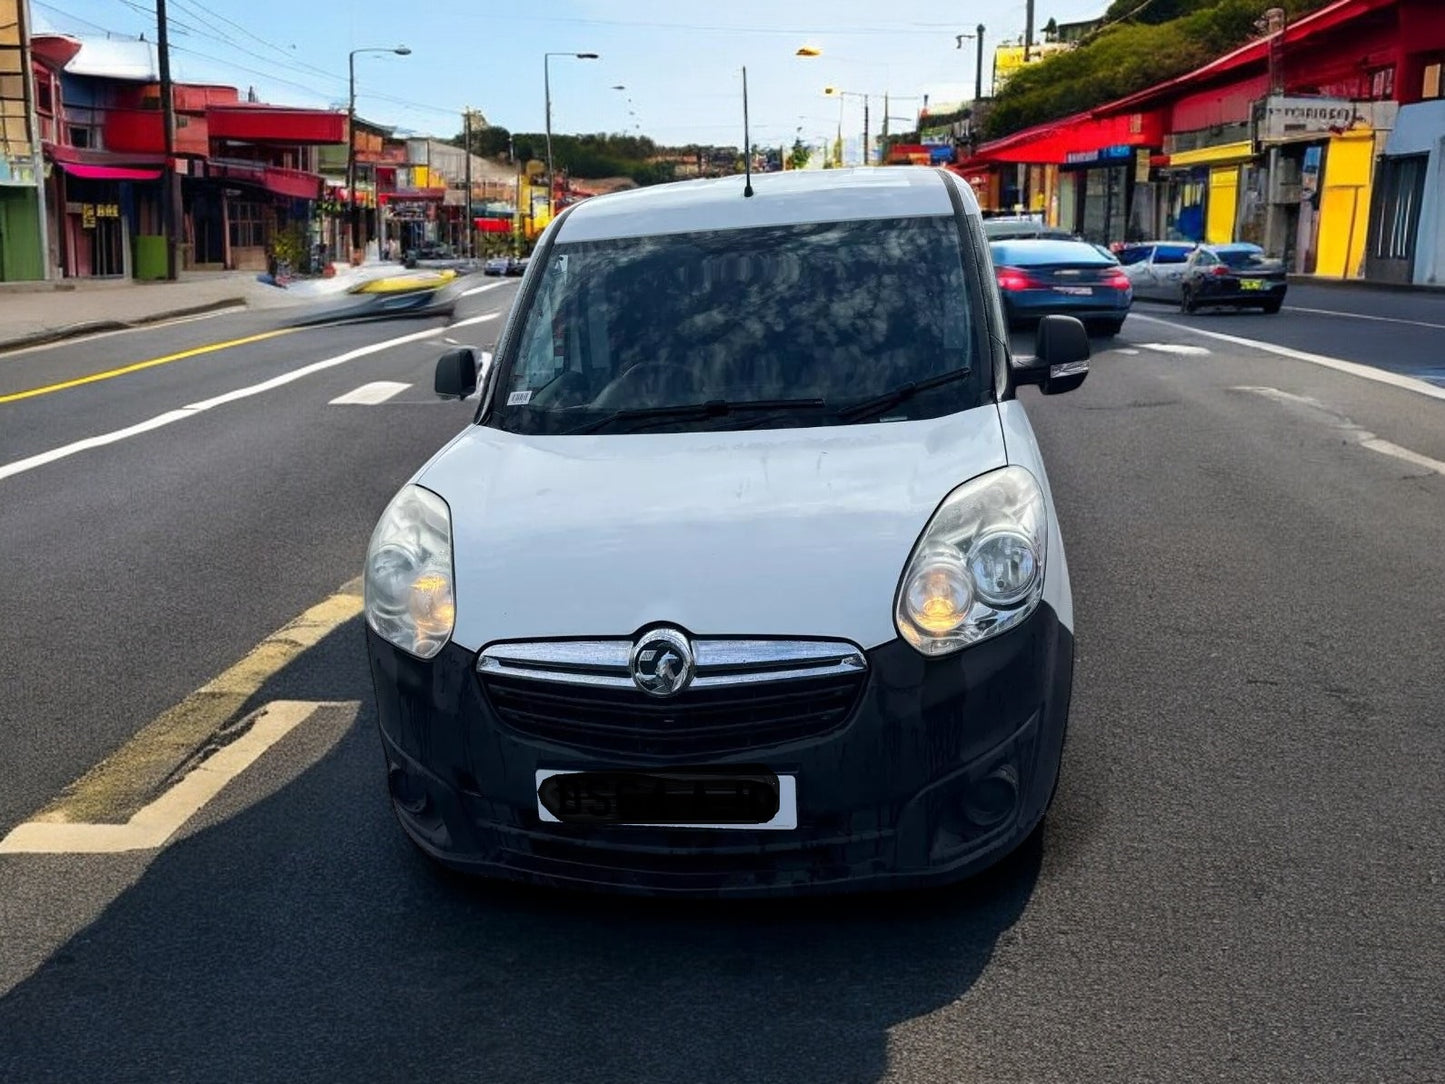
31 0 1112 152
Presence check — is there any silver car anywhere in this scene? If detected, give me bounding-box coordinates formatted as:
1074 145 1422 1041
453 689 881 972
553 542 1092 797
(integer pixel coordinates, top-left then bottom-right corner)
1118 241 1197 302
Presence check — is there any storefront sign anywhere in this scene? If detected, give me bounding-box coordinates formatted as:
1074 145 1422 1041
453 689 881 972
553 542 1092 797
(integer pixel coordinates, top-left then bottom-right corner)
81 204 96 229
1064 144 1134 167
1257 96 1396 145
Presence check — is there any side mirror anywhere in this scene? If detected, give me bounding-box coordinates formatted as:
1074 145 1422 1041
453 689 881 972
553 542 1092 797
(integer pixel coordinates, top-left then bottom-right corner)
1011 314 1090 396
434 347 479 399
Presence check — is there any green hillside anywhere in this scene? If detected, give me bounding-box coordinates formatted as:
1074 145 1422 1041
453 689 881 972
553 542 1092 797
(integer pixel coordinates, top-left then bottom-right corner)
985 0 1335 139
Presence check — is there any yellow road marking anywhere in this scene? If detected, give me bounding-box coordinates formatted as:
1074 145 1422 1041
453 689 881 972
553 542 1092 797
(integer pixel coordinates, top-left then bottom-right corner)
13 579 364 828
0 327 299 405
0 701 361 854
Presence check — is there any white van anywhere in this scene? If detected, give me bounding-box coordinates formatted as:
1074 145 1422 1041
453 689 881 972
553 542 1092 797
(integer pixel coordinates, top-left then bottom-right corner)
363 167 1089 896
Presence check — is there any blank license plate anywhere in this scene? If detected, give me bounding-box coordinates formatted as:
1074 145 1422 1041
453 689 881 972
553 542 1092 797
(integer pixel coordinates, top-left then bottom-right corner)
536 768 797 830
1053 286 1093 295
1239 279 1265 290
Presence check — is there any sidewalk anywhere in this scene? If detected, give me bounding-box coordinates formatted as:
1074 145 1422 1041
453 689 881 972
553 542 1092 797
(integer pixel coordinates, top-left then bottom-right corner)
1287 273 1445 295
0 262 407 352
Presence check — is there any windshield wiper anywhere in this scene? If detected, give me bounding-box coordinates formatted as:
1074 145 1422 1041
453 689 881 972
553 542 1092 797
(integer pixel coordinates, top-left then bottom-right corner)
835 366 974 423
569 398 828 435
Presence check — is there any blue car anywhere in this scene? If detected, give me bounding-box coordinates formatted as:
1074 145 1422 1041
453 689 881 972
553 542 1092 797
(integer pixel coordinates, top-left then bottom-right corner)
990 238 1134 336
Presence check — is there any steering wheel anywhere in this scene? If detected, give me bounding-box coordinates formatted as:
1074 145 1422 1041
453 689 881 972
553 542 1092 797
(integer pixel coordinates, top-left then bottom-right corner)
591 363 698 409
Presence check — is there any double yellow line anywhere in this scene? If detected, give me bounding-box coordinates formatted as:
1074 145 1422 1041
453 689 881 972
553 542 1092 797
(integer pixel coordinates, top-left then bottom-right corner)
0 327 299 406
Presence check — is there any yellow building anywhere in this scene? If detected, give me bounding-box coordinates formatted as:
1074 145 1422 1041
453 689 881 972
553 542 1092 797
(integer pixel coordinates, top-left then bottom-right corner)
992 41 1076 94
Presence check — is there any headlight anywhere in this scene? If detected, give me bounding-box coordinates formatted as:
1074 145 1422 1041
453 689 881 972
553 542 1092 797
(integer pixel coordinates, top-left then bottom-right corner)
364 484 455 659
895 466 1047 657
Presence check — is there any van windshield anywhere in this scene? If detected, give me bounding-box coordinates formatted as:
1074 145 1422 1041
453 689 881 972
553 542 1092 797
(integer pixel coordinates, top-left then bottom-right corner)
488 215 986 435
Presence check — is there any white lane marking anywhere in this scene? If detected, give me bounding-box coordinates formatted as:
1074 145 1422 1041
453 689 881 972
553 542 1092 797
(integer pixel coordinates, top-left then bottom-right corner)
461 280 511 298
448 312 502 331
329 380 411 405
0 701 338 854
1130 313 1445 402
0 312 500 483
1359 438 1445 476
1136 342 1211 356
1113 348 1140 355
1284 305 1445 331
1233 386 1445 477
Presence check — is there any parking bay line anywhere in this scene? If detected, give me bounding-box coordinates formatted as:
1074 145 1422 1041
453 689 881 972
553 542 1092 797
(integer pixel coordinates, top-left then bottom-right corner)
0 580 365 852
1233 385 1445 478
0 700 356 854
0 312 499 484
1127 313 1445 402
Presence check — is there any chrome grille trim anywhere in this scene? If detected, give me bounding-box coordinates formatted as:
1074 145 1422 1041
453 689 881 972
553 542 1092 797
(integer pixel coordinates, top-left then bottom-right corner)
478 637 867 689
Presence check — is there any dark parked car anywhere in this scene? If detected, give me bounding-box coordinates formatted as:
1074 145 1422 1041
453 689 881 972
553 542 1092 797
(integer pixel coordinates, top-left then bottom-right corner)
990 238 1133 336
1179 243 1287 314
483 256 511 276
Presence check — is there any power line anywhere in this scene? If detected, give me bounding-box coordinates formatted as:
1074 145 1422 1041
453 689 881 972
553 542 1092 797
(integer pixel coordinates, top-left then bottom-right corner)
35 1 468 128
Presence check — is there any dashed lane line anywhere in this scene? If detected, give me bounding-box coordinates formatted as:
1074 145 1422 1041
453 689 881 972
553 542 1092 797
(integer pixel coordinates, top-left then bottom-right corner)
329 380 411 405
1233 385 1445 478
1128 313 1445 402
0 580 364 836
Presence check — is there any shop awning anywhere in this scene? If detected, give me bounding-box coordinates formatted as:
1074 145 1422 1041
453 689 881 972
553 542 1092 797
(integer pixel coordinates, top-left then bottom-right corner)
60 163 163 181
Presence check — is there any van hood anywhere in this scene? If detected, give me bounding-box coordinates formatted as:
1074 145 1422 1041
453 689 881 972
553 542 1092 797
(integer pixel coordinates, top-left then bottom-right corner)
420 408 1006 651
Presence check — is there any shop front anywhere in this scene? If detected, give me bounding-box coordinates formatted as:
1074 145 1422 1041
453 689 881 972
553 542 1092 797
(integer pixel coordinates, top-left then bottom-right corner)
1253 96 1398 277
1159 140 1256 246
382 187 446 255
190 160 323 271
1366 99 1445 286
45 152 166 279
1062 144 1137 244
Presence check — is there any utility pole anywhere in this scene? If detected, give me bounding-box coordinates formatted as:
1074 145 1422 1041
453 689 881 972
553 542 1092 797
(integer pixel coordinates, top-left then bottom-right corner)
976 25 985 103
1024 0 1035 63
863 95 870 166
463 107 474 258
156 0 183 279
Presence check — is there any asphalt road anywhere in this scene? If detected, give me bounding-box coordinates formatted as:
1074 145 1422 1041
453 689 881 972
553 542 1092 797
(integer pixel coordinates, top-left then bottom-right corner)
0 286 1441 1083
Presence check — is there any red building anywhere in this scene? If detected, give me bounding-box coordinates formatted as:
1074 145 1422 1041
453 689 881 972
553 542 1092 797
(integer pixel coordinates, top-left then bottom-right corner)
953 0 1445 279
32 33 345 279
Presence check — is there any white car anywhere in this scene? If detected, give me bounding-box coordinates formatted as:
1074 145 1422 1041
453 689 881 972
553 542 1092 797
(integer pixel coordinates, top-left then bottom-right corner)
364 167 1088 896
1117 241 1197 302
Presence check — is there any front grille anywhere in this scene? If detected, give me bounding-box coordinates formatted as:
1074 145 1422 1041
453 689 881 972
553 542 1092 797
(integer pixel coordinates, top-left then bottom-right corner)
477 636 868 758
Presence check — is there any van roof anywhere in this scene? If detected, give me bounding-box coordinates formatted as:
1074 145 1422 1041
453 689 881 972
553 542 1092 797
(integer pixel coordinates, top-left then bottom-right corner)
553 166 972 244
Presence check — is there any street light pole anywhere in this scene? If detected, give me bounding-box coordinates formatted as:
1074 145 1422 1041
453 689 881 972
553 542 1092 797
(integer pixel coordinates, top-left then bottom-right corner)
544 51 598 220
348 45 410 260
465 106 476 261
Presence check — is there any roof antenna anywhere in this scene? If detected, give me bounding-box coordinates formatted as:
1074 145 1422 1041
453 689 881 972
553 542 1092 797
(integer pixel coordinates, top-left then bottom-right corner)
742 65 754 198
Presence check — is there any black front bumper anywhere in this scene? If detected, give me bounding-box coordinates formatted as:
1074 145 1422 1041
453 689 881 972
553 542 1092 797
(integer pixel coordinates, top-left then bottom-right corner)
367 605 1074 897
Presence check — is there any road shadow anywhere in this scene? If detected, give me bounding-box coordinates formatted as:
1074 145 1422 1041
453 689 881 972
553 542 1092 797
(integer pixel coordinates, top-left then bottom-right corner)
0 620 1043 1084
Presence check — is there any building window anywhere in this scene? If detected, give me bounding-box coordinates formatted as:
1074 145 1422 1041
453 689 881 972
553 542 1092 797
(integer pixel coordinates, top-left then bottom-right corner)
228 201 267 249
69 126 90 148
1424 60 1443 101
1369 66 1394 101
1370 155 1427 263
36 80 53 113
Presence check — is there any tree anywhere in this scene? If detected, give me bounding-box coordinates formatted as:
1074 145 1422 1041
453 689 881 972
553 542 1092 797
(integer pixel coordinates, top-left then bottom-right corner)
788 138 812 171
985 0 1334 140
